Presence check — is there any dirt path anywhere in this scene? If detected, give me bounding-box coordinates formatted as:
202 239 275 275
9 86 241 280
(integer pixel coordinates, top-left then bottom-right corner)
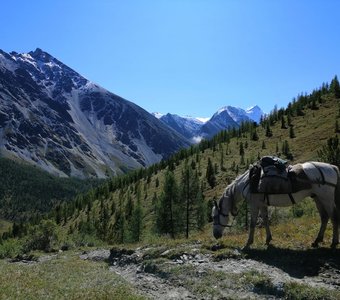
80 245 340 299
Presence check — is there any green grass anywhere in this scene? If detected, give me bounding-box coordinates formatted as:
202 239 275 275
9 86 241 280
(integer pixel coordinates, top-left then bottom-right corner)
0 251 144 300
284 281 339 300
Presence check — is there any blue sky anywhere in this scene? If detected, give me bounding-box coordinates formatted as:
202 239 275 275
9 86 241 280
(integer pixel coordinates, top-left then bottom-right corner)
1 0 340 117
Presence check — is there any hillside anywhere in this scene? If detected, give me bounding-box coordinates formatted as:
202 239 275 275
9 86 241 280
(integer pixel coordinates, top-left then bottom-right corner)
44 77 340 245
0 157 101 223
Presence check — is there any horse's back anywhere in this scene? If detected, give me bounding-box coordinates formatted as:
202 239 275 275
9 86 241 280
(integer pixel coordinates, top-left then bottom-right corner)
303 162 338 186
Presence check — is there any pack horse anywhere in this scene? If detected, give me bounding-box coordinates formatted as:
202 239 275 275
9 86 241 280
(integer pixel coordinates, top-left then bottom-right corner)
212 157 340 249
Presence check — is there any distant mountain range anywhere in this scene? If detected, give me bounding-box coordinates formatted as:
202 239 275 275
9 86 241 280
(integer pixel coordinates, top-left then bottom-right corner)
153 105 264 142
0 48 264 178
0 48 190 178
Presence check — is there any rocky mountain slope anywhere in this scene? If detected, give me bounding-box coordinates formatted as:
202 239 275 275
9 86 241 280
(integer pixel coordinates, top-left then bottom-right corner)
0 48 190 178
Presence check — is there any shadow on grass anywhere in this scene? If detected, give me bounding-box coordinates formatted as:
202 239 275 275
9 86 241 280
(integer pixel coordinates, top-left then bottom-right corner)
243 245 340 279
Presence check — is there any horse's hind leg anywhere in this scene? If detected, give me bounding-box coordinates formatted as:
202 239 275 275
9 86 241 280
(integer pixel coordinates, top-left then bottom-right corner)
260 206 272 245
312 198 329 248
244 203 260 249
330 211 339 248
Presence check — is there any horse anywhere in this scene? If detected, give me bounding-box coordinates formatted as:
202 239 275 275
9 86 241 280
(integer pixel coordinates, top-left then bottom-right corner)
212 161 340 249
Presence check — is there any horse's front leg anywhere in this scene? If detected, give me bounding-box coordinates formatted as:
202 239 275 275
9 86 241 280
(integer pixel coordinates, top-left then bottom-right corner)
312 199 329 248
260 206 272 245
244 204 259 250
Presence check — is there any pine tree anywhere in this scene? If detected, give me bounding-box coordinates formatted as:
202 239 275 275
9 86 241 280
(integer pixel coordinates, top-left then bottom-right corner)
281 115 287 129
287 114 292 127
220 147 225 171
196 185 207 230
330 75 340 98
317 135 340 167
155 170 180 238
130 185 143 242
206 158 216 188
251 128 259 141
265 123 272 137
289 126 296 138
239 142 245 156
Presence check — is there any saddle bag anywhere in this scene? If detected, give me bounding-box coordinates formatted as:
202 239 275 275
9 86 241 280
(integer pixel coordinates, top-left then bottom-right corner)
258 165 292 194
250 156 293 194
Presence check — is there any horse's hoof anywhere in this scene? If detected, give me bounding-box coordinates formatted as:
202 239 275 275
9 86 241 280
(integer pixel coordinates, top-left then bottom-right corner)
311 242 319 248
265 239 272 246
211 244 222 251
331 242 338 249
242 245 251 251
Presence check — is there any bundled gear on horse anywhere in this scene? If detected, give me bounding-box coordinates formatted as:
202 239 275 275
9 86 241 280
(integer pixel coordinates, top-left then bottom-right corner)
249 156 312 194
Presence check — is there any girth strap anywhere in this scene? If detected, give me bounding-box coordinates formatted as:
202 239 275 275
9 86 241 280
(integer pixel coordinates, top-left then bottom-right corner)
265 193 295 205
288 193 296 204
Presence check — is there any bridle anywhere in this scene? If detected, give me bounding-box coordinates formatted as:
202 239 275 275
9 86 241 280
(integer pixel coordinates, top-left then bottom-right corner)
213 199 230 227
213 171 250 229
213 184 241 228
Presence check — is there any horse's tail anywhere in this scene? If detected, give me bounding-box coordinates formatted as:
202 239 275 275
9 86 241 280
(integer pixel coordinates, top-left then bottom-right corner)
333 165 340 224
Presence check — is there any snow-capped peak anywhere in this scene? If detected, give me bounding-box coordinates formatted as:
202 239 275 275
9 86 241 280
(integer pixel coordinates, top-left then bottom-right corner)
152 112 164 119
246 105 264 123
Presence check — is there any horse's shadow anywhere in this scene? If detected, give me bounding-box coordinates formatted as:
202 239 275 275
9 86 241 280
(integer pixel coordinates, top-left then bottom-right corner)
243 245 340 279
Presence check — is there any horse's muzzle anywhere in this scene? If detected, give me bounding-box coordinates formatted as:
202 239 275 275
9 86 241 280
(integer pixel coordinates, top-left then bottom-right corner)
213 228 222 239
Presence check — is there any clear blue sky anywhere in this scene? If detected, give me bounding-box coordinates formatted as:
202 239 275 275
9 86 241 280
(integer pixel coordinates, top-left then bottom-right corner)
1 0 340 117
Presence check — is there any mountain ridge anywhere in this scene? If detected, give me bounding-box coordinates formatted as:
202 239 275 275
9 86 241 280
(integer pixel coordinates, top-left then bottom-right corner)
0 48 190 178
154 105 264 142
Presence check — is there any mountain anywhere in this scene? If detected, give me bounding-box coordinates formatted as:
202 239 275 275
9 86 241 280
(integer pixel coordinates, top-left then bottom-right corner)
246 105 264 123
0 48 190 178
153 113 204 141
156 105 265 141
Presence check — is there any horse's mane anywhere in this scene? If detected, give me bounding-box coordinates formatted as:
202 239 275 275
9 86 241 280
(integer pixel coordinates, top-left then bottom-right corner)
224 169 250 196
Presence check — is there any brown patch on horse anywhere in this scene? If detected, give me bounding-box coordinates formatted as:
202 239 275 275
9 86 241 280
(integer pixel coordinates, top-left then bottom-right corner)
288 164 313 192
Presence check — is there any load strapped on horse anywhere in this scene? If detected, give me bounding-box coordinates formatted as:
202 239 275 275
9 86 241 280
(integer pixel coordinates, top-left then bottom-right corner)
249 156 313 202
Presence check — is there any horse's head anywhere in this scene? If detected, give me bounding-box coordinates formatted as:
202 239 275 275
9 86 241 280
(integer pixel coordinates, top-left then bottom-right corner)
212 190 231 239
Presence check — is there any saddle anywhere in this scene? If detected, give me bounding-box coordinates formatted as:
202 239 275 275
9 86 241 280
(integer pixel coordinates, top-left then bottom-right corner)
249 156 312 194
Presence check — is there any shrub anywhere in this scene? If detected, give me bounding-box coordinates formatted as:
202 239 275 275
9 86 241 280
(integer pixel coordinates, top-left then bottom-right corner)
0 238 23 258
24 220 60 252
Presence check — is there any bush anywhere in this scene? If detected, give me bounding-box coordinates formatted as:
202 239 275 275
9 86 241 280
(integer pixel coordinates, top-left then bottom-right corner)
24 220 60 252
0 238 23 258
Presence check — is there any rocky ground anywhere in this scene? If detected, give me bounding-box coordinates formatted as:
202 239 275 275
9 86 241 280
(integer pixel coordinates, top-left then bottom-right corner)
79 243 340 299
